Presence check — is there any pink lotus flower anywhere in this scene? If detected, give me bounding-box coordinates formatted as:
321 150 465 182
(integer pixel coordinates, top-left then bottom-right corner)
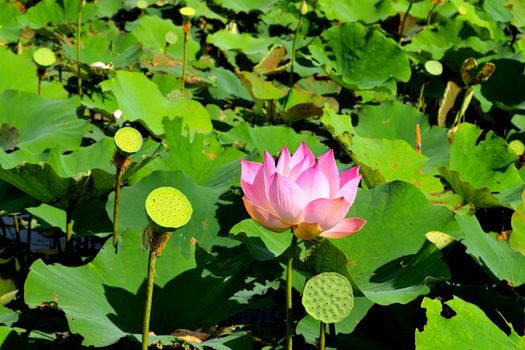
240 142 366 240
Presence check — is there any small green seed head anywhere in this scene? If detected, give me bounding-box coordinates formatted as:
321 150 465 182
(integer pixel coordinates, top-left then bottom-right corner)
33 48 56 67
136 0 148 9
114 127 143 155
302 272 354 324
165 31 178 44
424 60 443 76
180 6 196 18
509 140 525 156
145 187 193 232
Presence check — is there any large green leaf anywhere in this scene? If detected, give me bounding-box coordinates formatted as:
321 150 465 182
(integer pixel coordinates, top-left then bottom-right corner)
219 123 329 157
322 107 443 195
207 30 274 64
162 118 244 189
100 71 212 135
331 182 457 305
317 0 394 24
405 19 499 60
456 215 525 286
448 123 523 193
230 219 292 261
511 192 525 254
0 91 86 154
354 101 449 170
213 0 278 13
308 23 410 92
25 230 196 347
0 1 23 43
127 15 177 52
0 138 151 211
416 297 524 349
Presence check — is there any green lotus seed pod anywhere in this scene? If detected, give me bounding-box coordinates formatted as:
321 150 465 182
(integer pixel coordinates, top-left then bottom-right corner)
145 187 193 232
114 127 143 155
136 0 148 9
509 140 525 156
33 48 56 67
180 6 195 18
424 60 443 76
165 31 178 45
302 272 354 324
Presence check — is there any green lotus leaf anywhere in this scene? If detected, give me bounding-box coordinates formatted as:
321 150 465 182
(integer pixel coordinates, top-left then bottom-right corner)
511 193 525 255
322 107 444 195
219 123 329 157
308 23 410 92
416 297 524 349
331 182 457 305
161 118 244 190
206 30 275 64
317 0 394 24
230 219 292 261
0 91 87 154
213 0 278 13
126 15 199 61
0 48 67 98
100 71 212 135
457 215 525 286
0 138 154 211
448 123 522 193
0 1 23 43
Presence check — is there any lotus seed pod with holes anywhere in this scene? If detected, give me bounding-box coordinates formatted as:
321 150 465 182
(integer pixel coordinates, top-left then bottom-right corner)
33 48 56 67
114 127 143 155
180 6 196 18
302 272 354 324
145 187 193 232
509 140 525 156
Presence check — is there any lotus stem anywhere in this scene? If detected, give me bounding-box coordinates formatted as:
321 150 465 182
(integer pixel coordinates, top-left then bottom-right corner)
13 215 21 246
286 235 298 350
112 165 124 252
76 1 83 97
319 322 325 350
26 214 32 267
289 10 304 88
399 0 413 42
181 20 191 92
142 249 157 350
65 209 73 253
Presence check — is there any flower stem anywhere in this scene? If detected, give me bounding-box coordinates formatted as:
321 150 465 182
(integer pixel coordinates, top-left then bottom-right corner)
142 249 157 350
13 215 21 246
182 26 189 92
319 322 325 350
286 235 297 350
65 209 73 252
112 166 124 252
399 0 413 42
289 14 303 88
